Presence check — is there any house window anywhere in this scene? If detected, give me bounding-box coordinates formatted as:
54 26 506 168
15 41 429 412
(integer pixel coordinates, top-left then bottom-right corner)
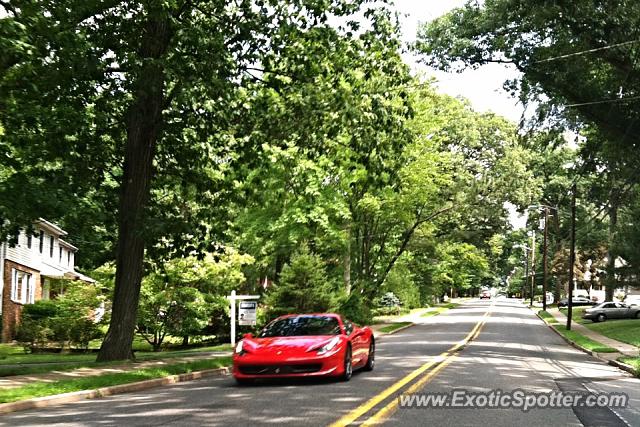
39 231 44 253
67 251 71 266
49 236 54 257
10 269 34 304
27 234 32 249
59 247 63 263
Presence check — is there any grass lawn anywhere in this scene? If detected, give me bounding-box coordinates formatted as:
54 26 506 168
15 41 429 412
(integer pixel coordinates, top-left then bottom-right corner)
619 357 640 377
538 310 559 325
378 322 412 334
585 320 640 347
0 357 232 404
0 344 232 377
558 306 589 324
552 325 618 353
421 303 460 318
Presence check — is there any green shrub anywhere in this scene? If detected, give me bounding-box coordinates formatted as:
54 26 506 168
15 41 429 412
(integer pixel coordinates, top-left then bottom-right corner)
264 247 337 320
16 317 53 352
383 266 421 309
372 305 402 317
16 282 104 352
334 292 372 325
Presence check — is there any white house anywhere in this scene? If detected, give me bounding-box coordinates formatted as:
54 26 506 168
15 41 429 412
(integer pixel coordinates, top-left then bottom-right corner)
0 218 94 342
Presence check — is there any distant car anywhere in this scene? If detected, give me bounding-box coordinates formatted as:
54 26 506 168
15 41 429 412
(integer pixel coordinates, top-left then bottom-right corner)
557 297 595 308
480 290 491 299
232 314 374 385
582 302 640 322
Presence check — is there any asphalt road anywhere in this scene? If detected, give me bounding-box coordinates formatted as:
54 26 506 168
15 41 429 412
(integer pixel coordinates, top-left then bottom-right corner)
2 299 638 426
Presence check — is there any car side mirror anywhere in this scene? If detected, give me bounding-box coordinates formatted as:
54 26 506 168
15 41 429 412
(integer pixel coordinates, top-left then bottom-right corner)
243 333 253 339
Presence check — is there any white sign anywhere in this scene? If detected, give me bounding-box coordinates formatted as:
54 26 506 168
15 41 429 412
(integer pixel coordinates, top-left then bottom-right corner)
238 301 257 326
227 290 260 347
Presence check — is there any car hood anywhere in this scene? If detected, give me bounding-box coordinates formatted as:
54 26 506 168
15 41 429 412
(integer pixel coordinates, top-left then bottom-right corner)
243 336 339 354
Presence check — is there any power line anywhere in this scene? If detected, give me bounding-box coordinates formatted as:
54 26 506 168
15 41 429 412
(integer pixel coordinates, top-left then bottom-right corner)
534 39 640 64
564 94 640 108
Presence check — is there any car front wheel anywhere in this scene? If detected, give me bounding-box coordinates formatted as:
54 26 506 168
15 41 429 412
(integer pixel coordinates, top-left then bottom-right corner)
363 340 375 371
341 346 353 381
597 313 607 323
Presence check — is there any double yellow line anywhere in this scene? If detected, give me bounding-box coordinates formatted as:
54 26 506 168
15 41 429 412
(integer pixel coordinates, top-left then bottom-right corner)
329 306 492 427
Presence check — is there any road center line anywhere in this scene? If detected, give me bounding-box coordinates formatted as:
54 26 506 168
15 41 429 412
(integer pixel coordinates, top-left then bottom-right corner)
328 304 493 427
360 311 492 426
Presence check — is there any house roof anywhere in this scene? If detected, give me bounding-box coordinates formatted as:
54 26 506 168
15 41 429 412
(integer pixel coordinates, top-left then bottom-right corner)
41 268 96 284
58 239 78 251
36 218 67 237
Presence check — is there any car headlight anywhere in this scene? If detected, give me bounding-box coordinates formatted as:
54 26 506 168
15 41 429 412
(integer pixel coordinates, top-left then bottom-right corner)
235 340 245 354
316 337 340 355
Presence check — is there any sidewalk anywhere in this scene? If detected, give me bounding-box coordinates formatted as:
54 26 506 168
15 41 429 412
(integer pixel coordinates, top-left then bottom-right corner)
547 308 639 357
0 351 231 390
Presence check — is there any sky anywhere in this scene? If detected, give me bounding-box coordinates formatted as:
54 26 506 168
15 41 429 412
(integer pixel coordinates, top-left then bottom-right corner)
392 0 524 122
391 1 527 228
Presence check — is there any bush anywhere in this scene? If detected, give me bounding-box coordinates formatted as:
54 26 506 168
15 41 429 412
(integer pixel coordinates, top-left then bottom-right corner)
372 305 402 317
16 317 53 352
383 266 421 309
264 247 337 320
334 292 372 325
16 282 104 352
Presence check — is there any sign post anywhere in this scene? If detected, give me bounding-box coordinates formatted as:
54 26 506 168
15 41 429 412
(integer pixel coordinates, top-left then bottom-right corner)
227 290 260 348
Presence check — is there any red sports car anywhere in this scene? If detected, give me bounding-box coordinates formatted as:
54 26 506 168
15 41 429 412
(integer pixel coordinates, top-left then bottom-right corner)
233 313 375 384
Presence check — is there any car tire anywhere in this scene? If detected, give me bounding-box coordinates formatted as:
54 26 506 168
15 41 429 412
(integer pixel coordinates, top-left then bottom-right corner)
235 378 254 386
636 312 640 319
341 345 353 381
363 340 375 372
597 313 607 323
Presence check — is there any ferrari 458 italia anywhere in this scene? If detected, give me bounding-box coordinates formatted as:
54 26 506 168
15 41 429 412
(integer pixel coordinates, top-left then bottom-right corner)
233 313 374 384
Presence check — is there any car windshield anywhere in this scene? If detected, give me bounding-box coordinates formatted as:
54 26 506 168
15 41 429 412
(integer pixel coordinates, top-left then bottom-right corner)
259 316 341 337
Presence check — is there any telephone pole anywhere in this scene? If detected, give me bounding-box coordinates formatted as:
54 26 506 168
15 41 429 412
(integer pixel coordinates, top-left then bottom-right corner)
542 207 549 311
567 184 577 331
530 231 536 307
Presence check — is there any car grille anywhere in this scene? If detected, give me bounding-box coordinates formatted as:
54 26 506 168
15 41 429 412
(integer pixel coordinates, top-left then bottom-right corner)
239 364 322 375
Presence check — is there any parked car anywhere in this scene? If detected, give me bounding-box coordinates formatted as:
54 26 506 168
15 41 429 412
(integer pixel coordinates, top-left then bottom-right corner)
232 314 374 385
480 290 491 299
582 302 640 322
557 296 596 308
624 296 640 307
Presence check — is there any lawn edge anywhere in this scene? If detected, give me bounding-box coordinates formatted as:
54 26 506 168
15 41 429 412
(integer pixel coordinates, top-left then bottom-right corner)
534 311 638 377
0 366 231 414
375 322 415 339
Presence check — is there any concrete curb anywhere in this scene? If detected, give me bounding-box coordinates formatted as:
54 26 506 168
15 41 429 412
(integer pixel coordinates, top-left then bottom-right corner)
0 366 231 415
534 312 639 378
374 322 415 340
608 359 639 377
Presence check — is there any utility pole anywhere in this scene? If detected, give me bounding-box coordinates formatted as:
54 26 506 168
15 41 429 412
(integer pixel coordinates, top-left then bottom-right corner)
542 207 549 311
567 183 577 331
530 231 536 307
524 255 529 301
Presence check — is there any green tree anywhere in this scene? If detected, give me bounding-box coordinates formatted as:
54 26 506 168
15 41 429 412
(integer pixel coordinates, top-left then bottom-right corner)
0 0 383 361
264 247 336 319
137 250 253 350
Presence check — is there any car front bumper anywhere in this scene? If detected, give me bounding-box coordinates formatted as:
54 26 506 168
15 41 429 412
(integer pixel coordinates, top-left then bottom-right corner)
233 348 345 379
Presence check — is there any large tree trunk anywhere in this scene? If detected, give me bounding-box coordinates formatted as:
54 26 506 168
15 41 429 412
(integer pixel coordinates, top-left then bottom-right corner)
97 15 172 362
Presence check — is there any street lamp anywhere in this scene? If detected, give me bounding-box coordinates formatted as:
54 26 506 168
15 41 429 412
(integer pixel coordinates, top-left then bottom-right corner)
513 244 531 302
527 204 559 311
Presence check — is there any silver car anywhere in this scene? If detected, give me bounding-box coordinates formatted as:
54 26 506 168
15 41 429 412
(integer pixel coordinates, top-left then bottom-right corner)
582 302 640 322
